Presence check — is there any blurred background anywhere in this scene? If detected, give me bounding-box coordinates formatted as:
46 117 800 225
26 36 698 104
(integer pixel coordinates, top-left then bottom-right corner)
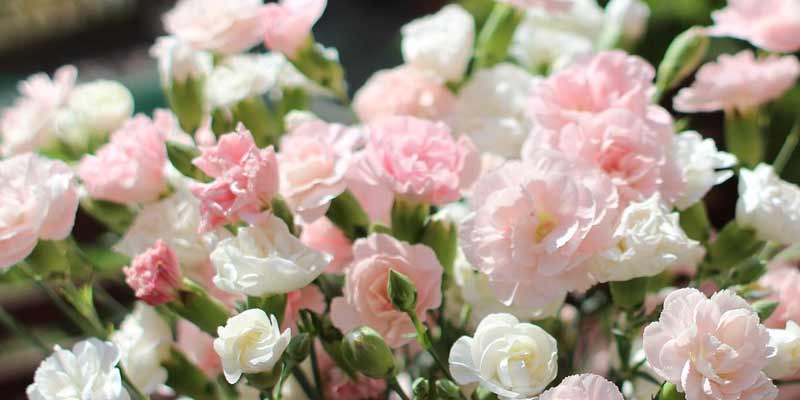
0 0 798 397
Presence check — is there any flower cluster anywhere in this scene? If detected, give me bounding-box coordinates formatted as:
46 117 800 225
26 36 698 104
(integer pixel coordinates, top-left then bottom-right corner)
3 0 800 399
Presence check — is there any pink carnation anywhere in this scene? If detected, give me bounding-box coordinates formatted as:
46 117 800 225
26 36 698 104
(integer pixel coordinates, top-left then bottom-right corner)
191 125 279 233
643 288 777 400
353 66 456 123
708 0 800 53
460 152 619 309
529 51 669 134
282 284 326 332
1 65 77 156
176 320 221 378
0 153 79 269
152 109 194 146
674 51 800 113
262 0 327 58
499 0 573 12
300 218 353 274
78 115 168 204
539 374 623 400
760 259 800 329
316 341 387 399
123 240 183 306
279 120 361 224
524 108 684 205
164 0 266 55
330 234 443 348
351 116 480 206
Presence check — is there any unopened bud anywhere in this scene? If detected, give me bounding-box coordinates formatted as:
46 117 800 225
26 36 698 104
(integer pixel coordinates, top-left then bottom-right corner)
286 333 312 364
655 27 709 96
388 269 418 314
412 377 431 400
435 379 462 400
341 326 396 379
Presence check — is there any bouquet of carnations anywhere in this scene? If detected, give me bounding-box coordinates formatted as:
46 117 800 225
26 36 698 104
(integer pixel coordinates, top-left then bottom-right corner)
3 0 800 399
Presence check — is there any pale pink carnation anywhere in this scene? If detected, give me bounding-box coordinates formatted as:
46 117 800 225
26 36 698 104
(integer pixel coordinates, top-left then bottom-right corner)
499 0 573 12
262 0 326 58
708 0 800 53
190 125 279 233
460 152 619 309
0 153 79 269
282 284 326 332
351 116 480 206
330 234 443 348
78 115 168 204
760 260 800 329
353 66 456 123
524 108 684 205
539 374 623 400
163 0 266 55
674 51 800 113
279 120 361 223
123 240 183 306
316 341 387 399
300 217 353 274
176 320 221 378
1 65 77 156
643 288 777 400
152 109 194 146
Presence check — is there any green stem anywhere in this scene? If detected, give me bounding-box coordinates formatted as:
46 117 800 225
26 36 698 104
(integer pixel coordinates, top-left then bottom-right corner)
408 313 453 382
93 284 129 319
724 110 764 168
473 2 523 70
309 341 326 400
388 376 410 400
291 366 319 400
773 121 800 175
30 276 105 338
0 305 50 354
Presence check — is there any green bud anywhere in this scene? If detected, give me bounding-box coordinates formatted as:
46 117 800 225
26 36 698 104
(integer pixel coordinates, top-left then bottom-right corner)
341 326 396 379
752 300 779 323
658 382 685 400
609 276 649 309
421 218 458 272
411 377 431 400
435 379 462 400
391 199 430 244
165 76 205 134
289 38 349 103
166 141 213 183
473 2 524 70
245 366 283 391
326 190 371 241
724 111 764 168
286 333 312 364
655 27 709 99
231 97 280 148
388 269 418 314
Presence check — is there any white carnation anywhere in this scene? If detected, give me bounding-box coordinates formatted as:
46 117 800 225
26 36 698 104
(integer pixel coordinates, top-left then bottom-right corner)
150 36 213 85
737 164 800 245
672 131 737 210
449 63 538 158
401 4 475 82
60 80 134 136
111 303 172 394
205 54 280 109
449 313 558 399
766 321 800 379
210 214 330 297
604 0 650 43
589 195 704 283
214 309 291 384
27 338 130 400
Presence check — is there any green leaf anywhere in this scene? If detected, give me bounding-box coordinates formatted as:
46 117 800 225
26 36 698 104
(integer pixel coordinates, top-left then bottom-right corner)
752 300 779 322
473 2 523 70
79 245 131 273
679 201 711 244
166 141 213 183
708 222 764 271
164 348 218 400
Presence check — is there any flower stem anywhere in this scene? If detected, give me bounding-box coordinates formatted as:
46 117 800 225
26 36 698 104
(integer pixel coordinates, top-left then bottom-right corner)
309 341 326 400
291 366 319 400
0 305 50 354
773 121 800 176
408 313 454 382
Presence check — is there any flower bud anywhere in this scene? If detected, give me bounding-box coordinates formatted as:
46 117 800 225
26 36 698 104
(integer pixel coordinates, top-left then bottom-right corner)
341 326 397 379
60 80 134 138
435 379 462 400
655 27 709 96
286 333 312 365
391 199 430 244
388 269 418 314
658 382 684 400
123 240 183 306
421 217 458 271
766 321 800 379
412 377 432 400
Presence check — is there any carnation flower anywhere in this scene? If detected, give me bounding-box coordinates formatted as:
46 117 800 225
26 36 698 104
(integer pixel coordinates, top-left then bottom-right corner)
460 153 619 309
449 313 559 399
210 214 330 297
499 0 573 12
111 303 172 394
588 194 703 283
736 164 800 245
164 0 266 55
299 217 353 274
539 374 623 400
279 120 362 223
315 341 388 399
27 339 129 400
448 63 539 159
671 130 737 210
760 260 800 329
330 234 443 348
0 153 78 269
262 0 327 58
123 240 183 306
674 51 800 113
1 65 76 156
177 320 221 378
707 0 800 53
766 321 800 379
205 54 280 110
400 4 475 82
57 80 135 146
604 0 650 43
149 36 213 86
643 288 776 400
78 114 168 204
352 116 479 206
353 66 456 123
191 125 280 232
214 309 291 384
